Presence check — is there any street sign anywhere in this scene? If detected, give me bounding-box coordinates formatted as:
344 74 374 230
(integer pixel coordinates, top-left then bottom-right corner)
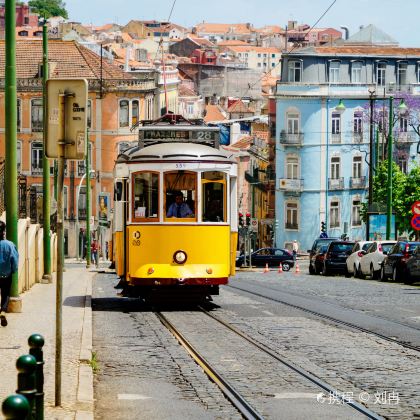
411 201 420 216
46 79 88 160
411 214 420 231
249 218 258 233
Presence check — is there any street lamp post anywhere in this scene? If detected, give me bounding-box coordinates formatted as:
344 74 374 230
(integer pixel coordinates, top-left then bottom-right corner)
386 97 394 240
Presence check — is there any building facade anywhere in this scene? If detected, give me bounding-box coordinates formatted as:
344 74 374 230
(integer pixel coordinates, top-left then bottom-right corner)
275 44 420 251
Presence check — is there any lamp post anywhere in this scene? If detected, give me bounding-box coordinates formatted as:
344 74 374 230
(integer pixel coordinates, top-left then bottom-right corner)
75 170 95 261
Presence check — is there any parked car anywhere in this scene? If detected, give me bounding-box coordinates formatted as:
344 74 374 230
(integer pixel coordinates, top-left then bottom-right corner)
346 241 373 277
235 248 294 271
359 240 396 279
322 241 355 276
405 245 420 284
308 237 339 274
311 244 329 275
380 241 420 282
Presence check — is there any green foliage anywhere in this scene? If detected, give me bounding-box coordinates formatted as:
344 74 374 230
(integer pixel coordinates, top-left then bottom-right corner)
362 161 420 237
28 0 68 19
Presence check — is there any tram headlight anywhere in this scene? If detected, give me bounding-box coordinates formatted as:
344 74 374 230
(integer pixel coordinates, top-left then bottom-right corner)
173 250 187 264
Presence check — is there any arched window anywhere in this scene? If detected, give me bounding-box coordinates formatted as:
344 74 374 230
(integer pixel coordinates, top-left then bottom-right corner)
119 99 129 127
285 201 299 230
329 200 340 228
286 155 299 179
31 142 43 175
31 98 43 132
352 198 361 226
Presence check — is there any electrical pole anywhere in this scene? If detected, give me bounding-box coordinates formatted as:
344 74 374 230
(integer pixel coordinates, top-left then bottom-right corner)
86 139 91 267
5 0 20 311
42 19 52 283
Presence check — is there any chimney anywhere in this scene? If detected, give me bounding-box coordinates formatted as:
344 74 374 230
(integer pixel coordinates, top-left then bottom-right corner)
340 26 349 40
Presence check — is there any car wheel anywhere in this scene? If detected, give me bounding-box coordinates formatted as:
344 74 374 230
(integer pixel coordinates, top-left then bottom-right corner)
282 262 291 272
404 272 414 285
392 266 398 282
309 263 315 275
380 266 387 281
370 264 379 280
322 264 329 276
344 267 351 278
354 264 360 278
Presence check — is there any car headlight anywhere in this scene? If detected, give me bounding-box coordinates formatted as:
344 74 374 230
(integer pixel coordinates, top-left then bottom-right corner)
173 250 187 264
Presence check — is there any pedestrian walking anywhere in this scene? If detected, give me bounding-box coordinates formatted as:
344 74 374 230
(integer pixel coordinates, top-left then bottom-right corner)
91 239 98 265
292 240 298 261
0 221 19 327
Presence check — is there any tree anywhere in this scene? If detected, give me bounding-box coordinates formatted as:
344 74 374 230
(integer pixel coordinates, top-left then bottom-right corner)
28 0 68 19
363 161 420 237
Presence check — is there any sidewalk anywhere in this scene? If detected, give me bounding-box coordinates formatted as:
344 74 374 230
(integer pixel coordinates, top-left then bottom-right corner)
0 260 95 420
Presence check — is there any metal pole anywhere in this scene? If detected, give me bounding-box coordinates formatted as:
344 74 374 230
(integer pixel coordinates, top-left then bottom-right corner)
42 21 52 282
75 174 86 261
386 97 394 240
86 139 91 267
5 0 19 308
375 125 380 169
55 92 67 407
368 92 375 208
325 98 329 235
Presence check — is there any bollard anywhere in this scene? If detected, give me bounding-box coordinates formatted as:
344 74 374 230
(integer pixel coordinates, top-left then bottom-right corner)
2 394 30 420
16 355 37 418
28 334 45 420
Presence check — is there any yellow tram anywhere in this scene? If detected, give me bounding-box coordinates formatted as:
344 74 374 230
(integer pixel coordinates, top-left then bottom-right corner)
112 115 238 299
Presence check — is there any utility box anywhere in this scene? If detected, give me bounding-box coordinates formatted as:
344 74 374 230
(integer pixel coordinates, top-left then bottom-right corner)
46 79 88 160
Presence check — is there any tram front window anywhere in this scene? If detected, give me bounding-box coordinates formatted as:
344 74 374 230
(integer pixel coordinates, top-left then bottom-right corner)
202 171 226 222
164 171 196 220
132 172 159 221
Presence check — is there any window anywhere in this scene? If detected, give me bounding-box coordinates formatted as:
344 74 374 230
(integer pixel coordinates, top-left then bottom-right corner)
398 157 408 174
17 141 22 172
145 95 154 120
286 155 299 179
288 61 301 82
63 186 68 219
271 63 275 67
87 100 92 129
132 100 139 126
376 62 386 86
329 61 340 83
257 63 262 67
399 115 408 132
17 99 21 132
132 172 159 221
31 142 43 175
257 53 261 58
331 112 341 142
352 199 361 226
271 53 275 58
331 156 340 179
285 202 298 229
186 102 194 115
202 171 226 222
397 62 407 87
353 111 363 142
287 112 299 134
330 200 340 228
31 98 43 132
351 62 362 83
119 99 129 127
352 156 362 178
164 171 197 221
78 186 87 220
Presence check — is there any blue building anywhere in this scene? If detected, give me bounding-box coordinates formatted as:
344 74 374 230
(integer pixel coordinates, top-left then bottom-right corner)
274 26 420 251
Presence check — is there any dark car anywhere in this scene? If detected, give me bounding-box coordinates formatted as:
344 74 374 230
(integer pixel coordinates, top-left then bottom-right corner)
236 248 294 271
406 245 420 284
310 244 329 275
380 241 420 282
322 241 355 276
308 237 339 274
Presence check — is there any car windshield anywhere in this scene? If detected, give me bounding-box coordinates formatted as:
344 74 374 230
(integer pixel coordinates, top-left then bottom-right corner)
381 243 394 253
330 243 354 252
362 242 372 251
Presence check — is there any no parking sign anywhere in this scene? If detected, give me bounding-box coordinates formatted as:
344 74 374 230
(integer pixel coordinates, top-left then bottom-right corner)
411 201 420 231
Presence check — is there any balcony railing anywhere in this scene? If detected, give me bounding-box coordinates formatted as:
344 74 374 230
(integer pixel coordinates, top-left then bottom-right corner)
245 171 268 192
78 208 87 220
280 131 304 145
278 178 303 191
350 176 366 189
31 165 43 176
330 133 341 144
31 121 43 132
328 177 344 190
397 132 415 143
353 133 363 143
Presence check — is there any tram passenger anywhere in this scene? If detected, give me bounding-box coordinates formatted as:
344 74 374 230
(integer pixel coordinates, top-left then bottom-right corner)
167 192 193 218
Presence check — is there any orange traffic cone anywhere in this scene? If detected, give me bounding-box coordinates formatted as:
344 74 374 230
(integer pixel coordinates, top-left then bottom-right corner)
263 263 269 273
295 262 300 274
278 263 283 273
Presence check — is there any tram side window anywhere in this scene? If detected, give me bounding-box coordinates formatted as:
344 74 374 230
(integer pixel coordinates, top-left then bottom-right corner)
202 171 226 222
132 172 159 220
164 171 197 220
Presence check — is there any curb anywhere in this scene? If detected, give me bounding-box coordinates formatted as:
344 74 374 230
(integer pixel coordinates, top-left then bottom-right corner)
76 274 94 419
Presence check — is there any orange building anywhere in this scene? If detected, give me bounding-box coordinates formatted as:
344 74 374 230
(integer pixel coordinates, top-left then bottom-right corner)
0 39 158 256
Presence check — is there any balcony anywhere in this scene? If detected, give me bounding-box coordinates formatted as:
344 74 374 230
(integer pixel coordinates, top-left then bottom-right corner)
31 165 43 176
330 133 341 144
350 176 366 189
397 132 415 143
328 177 344 190
245 171 268 192
278 178 303 192
280 131 304 146
31 121 43 132
353 133 363 143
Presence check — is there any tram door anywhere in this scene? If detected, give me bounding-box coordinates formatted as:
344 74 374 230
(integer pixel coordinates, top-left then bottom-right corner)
113 178 128 278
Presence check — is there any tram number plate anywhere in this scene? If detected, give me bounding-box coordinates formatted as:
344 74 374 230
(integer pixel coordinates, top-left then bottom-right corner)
132 239 141 246
175 163 187 169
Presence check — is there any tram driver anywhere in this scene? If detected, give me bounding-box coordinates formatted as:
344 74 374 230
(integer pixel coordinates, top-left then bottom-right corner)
167 192 194 218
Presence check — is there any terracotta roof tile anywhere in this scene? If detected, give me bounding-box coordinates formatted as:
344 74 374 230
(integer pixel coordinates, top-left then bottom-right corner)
178 84 198 97
0 39 131 80
204 104 226 122
227 100 255 113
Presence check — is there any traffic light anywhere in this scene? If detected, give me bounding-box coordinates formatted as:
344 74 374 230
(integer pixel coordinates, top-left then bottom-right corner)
238 212 244 227
246 213 251 226
321 221 326 233
274 219 279 229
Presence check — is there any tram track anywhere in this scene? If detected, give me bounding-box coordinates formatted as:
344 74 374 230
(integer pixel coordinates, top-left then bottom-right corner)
155 309 382 420
227 284 420 353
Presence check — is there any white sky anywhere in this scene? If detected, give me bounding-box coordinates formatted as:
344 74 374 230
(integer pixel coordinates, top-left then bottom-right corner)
64 0 420 47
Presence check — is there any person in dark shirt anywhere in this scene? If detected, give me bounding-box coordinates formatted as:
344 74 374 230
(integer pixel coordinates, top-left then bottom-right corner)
167 192 193 218
0 221 19 327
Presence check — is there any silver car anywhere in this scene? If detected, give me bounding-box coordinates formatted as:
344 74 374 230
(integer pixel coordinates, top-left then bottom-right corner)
359 241 396 279
346 241 373 277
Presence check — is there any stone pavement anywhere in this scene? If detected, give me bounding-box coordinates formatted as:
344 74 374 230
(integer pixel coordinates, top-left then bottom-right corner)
0 260 95 420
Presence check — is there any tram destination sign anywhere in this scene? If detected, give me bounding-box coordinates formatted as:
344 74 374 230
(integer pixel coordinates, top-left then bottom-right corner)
138 126 220 148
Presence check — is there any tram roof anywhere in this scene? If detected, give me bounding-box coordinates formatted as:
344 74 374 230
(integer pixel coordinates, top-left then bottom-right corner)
116 142 236 163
